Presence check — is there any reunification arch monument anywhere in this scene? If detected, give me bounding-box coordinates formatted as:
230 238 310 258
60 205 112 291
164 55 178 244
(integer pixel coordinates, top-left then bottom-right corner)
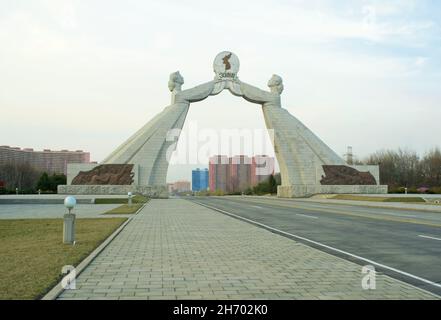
60 51 387 198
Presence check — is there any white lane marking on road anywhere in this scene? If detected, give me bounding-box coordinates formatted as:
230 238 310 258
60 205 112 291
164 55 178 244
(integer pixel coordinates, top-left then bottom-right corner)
193 200 441 293
296 214 318 219
370 211 418 218
249 199 421 219
419 235 441 241
296 204 418 218
251 205 263 209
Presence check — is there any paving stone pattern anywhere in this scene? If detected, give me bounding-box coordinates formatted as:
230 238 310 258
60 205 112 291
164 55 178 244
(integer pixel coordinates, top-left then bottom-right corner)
58 199 437 300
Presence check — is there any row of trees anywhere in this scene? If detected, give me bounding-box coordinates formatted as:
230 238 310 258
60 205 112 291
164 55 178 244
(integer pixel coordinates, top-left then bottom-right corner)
244 174 280 195
36 172 67 193
213 148 441 195
363 148 441 192
0 163 66 194
1 147 440 194
196 174 281 196
0 163 41 193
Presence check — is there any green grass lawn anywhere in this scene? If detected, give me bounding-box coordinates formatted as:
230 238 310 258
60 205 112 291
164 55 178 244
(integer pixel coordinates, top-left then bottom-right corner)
331 195 426 203
103 204 143 215
94 195 148 204
0 218 126 300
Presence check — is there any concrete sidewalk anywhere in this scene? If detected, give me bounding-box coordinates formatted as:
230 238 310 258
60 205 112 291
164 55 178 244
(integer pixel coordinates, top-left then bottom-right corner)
58 199 437 300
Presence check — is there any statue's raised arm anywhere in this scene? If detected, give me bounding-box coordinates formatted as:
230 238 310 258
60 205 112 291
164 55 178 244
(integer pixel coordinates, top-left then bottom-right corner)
239 74 283 108
169 71 215 104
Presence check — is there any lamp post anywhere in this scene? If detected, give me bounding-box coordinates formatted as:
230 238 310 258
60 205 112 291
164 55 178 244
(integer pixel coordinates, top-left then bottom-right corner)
63 196 76 244
128 192 133 207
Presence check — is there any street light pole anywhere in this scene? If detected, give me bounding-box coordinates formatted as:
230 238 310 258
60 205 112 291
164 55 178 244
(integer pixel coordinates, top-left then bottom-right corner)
128 192 133 207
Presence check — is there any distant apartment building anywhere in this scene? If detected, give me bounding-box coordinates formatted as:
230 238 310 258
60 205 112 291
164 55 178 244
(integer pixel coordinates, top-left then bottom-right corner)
168 180 191 193
209 155 230 192
0 145 91 175
209 155 275 193
251 155 275 186
230 155 252 193
192 168 209 192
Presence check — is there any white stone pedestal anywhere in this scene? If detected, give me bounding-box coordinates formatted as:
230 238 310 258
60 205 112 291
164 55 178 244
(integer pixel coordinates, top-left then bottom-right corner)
63 213 76 244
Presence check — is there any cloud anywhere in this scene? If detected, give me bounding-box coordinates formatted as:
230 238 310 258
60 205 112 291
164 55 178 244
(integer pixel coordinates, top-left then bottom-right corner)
0 0 440 181
41 0 78 29
415 56 428 67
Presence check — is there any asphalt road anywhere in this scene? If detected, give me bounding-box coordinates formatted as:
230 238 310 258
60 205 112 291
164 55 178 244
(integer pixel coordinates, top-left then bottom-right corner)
188 196 441 295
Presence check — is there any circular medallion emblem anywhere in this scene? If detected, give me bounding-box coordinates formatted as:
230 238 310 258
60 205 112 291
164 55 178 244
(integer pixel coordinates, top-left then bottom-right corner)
213 51 240 79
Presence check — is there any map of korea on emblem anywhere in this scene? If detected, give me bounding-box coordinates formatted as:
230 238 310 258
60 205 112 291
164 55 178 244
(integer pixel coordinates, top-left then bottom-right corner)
213 51 240 79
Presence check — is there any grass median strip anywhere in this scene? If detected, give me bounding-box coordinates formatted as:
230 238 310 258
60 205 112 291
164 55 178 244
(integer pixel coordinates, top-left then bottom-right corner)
94 195 148 204
0 218 127 300
103 203 143 215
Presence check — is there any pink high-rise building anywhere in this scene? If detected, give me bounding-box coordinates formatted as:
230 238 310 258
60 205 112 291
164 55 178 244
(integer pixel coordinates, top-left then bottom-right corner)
229 155 252 193
209 155 275 193
251 155 275 186
209 155 229 192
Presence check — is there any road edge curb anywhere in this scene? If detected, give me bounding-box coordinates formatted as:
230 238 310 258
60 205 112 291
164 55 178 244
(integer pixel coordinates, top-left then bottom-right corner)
41 203 147 300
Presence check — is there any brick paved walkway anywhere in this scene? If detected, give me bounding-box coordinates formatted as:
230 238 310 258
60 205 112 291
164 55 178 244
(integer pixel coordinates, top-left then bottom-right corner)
58 199 438 300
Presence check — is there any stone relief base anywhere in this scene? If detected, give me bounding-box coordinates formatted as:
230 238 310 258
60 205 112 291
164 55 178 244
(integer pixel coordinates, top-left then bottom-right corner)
58 185 169 199
278 184 388 198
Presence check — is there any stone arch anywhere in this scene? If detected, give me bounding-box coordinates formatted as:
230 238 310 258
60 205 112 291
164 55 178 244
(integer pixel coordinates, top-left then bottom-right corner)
98 51 387 197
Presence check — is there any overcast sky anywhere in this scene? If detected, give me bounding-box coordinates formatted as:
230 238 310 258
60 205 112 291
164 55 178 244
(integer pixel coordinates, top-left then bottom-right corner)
1 0 440 182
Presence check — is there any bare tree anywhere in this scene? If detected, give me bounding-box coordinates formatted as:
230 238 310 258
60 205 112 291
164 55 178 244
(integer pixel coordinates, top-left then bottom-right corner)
365 148 420 188
0 162 41 191
421 148 441 187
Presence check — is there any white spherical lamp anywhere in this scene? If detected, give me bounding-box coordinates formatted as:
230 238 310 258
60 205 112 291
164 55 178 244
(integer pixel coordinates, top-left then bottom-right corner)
64 196 77 213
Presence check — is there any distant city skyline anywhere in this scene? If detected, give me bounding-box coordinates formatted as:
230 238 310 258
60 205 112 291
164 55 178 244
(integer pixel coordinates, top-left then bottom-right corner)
0 145 90 175
209 155 275 193
1 1 440 183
